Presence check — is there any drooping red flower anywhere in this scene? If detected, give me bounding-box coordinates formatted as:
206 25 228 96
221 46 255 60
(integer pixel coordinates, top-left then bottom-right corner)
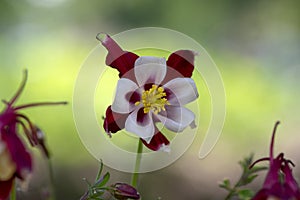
97 33 199 151
0 70 67 200
250 121 300 200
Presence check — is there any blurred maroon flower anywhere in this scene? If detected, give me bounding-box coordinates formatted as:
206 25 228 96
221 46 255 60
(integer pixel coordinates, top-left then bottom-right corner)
250 121 300 200
0 70 66 200
98 33 198 151
111 183 140 200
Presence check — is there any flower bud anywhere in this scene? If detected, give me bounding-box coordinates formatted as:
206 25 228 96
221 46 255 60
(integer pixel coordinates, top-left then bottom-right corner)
111 183 140 200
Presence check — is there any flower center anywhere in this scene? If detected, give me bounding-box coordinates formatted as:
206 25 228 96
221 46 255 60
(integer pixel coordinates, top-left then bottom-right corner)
135 85 170 114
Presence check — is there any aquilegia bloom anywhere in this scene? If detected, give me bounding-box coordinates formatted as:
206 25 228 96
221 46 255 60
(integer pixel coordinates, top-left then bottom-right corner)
98 33 199 151
0 70 66 200
250 121 300 200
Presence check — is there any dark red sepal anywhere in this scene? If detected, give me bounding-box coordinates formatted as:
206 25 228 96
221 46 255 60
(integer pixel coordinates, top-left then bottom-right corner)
0 178 13 200
2 127 32 180
98 33 139 78
141 131 170 151
103 106 129 134
166 50 196 79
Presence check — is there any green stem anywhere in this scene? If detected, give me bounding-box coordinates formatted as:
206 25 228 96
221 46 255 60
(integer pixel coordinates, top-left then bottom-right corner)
131 139 143 188
48 159 56 200
10 179 16 200
224 188 236 200
95 160 104 182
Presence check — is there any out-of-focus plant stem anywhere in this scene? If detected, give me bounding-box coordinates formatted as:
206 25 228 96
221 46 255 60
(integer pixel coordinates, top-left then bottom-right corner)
131 139 143 188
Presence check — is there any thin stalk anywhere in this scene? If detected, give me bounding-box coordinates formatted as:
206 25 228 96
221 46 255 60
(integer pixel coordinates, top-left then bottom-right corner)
131 140 143 188
48 159 56 200
14 101 68 110
10 179 16 200
224 189 236 200
9 69 28 106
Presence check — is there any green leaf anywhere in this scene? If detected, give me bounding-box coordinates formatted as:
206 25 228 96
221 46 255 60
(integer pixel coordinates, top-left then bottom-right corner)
237 174 258 187
219 179 231 191
246 174 258 184
250 166 268 174
96 172 110 188
220 154 267 199
237 189 254 200
96 160 104 182
239 153 254 170
236 154 268 187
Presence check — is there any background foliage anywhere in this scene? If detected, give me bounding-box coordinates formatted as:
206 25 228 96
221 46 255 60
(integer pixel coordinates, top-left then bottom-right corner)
0 0 300 199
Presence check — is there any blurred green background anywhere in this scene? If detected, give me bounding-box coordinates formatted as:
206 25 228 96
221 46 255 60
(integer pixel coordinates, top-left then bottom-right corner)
1 0 300 199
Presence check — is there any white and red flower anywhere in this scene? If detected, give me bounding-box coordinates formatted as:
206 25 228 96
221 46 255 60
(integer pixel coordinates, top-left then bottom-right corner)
99 33 199 151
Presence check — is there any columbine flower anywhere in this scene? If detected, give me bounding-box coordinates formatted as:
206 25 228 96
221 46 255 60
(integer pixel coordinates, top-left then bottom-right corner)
98 33 199 151
0 70 66 200
250 121 300 200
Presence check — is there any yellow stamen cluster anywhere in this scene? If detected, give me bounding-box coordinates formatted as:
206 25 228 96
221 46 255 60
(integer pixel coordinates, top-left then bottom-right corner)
135 85 170 114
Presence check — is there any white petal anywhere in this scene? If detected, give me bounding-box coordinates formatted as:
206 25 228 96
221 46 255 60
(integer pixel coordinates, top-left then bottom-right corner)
125 108 155 142
164 78 198 106
157 106 195 132
160 144 171 153
111 78 139 113
134 56 167 87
